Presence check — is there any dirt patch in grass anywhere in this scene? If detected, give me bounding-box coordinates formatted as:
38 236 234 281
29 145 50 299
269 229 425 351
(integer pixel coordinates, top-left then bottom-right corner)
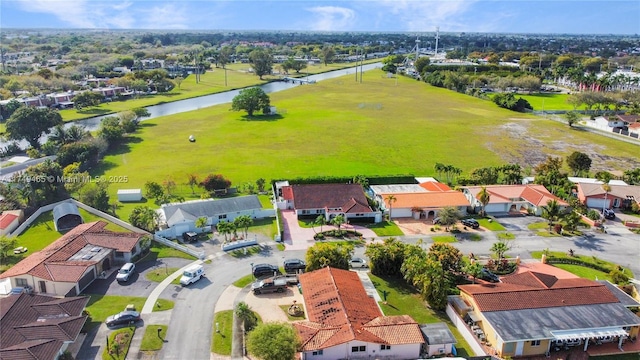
485 120 640 171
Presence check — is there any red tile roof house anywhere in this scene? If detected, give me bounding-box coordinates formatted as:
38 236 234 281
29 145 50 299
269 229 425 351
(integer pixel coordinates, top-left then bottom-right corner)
0 221 146 297
294 267 425 359
454 271 640 358
282 183 382 223
0 210 23 236
0 293 89 360
375 182 470 220
576 182 640 210
462 184 568 216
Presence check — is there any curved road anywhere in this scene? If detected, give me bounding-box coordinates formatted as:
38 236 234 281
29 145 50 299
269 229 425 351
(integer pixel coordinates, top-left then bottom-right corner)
151 216 639 360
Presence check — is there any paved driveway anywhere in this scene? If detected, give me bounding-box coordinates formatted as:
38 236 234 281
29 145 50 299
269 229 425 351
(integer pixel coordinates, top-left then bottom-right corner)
82 257 193 298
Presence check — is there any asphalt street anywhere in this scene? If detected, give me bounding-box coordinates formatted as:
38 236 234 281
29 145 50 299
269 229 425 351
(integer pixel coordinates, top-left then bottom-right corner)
77 216 638 360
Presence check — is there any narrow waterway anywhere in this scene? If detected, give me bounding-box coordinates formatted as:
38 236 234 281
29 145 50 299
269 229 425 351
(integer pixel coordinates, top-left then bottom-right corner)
1 63 381 149
65 63 382 132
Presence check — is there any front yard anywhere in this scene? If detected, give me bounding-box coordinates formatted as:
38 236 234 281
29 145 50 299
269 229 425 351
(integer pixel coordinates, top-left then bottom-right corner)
368 274 474 358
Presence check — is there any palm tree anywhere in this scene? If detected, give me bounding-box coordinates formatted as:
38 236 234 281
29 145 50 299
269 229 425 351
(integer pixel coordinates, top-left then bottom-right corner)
217 221 234 241
234 215 253 238
601 183 611 215
434 163 445 181
465 262 483 284
66 125 90 142
187 174 198 195
195 216 208 229
385 195 397 220
49 125 68 145
314 215 326 233
478 187 491 217
235 301 257 333
490 240 511 259
541 199 562 232
330 214 345 231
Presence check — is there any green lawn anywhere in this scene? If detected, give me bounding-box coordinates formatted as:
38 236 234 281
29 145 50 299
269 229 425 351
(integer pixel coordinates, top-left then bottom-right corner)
84 69 640 222
553 264 611 281
102 326 135 360
516 93 586 111
85 295 146 330
140 325 169 351
211 310 233 355
279 305 306 321
496 232 515 240
365 221 404 236
142 243 197 261
477 218 506 231
145 267 181 284
153 299 175 311
234 275 254 288
530 251 633 276
58 60 381 122
433 235 457 243
368 274 474 358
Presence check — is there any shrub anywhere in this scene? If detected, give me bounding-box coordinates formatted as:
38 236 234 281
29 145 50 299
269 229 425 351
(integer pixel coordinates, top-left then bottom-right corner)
587 209 601 220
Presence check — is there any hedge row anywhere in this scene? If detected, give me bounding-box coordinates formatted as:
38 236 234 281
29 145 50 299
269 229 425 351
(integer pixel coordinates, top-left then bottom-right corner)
272 175 417 186
545 257 612 273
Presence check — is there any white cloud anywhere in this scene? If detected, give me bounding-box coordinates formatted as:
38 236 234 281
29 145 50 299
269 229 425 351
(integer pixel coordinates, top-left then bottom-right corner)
139 3 189 29
14 0 137 28
306 6 356 31
373 0 479 32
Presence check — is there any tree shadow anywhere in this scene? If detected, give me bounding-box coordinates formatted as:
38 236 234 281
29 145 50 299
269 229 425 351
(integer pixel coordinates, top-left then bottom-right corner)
239 114 283 122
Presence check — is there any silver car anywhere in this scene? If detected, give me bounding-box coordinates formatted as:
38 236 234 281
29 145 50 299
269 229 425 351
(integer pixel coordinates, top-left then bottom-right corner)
350 257 368 268
116 263 135 282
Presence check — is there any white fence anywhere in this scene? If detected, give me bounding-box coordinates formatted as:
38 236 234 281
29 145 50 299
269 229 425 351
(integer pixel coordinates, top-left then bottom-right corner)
153 234 205 260
446 303 487 356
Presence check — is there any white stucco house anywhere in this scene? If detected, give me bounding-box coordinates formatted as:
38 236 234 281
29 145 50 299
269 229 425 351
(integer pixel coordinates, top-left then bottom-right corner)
156 195 274 239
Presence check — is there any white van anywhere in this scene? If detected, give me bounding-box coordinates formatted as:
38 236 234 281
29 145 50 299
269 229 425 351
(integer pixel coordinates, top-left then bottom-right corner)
180 264 205 286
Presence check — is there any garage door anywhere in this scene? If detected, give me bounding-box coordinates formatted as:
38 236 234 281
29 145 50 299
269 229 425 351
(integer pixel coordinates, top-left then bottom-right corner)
77 269 96 292
586 198 609 209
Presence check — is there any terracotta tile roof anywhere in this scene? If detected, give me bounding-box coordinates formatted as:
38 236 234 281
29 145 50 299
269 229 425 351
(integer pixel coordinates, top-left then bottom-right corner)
617 114 640 123
465 184 568 207
290 184 373 213
459 271 619 312
419 182 452 192
295 268 423 351
0 221 142 282
300 267 382 326
282 186 294 200
381 191 470 208
362 315 425 345
577 183 640 202
0 293 88 356
0 339 63 360
0 213 18 230
629 122 640 130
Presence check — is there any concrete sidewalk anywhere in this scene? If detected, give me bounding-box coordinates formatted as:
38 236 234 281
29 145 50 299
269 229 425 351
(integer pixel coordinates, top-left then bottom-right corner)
126 310 173 360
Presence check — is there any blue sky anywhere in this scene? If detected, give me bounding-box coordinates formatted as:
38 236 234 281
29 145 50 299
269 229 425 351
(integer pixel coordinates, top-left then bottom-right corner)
1 0 639 35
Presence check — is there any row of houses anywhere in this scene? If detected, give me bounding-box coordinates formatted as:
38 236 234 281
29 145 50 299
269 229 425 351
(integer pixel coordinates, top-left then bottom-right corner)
0 86 129 111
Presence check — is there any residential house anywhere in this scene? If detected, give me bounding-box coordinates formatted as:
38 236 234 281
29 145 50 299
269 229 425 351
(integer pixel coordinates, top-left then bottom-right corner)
0 210 23 236
156 195 274 239
629 122 640 137
0 293 89 360
462 184 568 216
279 183 381 223
0 221 146 296
374 179 469 220
454 271 640 358
594 116 626 131
576 183 640 210
294 267 425 359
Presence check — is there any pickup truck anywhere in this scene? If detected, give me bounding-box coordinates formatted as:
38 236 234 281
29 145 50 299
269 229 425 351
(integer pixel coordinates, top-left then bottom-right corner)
272 274 300 285
251 278 288 295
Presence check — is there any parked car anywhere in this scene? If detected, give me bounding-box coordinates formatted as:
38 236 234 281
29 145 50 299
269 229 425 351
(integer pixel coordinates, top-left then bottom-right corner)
480 268 499 283
603 209 615 220
350 257 368 268
284 258 306 273
182 231 198 243
251 278 288 295
105 310 141 327
432 217 441 225
116 263 135 282
252 263 280 279
180 264 205 286
461 219 480 229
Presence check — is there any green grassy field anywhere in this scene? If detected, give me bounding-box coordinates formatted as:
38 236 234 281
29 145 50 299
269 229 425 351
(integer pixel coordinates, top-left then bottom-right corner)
57 60 380 122
211 310 233 355
510 93 586 111
87 69 640 221
140 325 169 351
